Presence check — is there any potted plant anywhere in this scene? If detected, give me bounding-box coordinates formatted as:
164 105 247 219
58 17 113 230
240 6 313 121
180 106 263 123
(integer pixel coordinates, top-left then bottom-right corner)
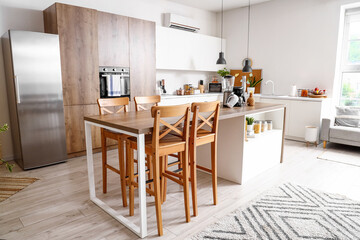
0 123 14 172
217 68 239 91
246 117 255 132
247 73 263 94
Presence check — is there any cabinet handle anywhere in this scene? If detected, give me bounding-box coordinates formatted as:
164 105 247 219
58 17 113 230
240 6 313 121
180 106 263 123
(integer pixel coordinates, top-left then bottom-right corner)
15 75 21 104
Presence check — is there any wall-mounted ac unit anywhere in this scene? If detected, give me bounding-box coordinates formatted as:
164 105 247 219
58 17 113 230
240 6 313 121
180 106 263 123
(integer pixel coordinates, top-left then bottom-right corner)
164 13 200 32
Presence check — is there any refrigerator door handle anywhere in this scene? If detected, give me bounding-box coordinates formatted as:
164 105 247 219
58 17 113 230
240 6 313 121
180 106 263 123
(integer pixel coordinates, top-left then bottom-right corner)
15 75 20 104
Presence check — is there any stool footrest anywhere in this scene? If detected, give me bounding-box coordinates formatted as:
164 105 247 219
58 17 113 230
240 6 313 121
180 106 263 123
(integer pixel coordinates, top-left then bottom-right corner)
163 172 183 185
196 165 212 173
168 160 181 167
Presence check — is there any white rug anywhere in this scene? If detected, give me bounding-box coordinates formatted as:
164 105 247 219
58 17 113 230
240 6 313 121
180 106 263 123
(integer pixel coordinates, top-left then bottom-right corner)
191 183 360 240
317 144 360 167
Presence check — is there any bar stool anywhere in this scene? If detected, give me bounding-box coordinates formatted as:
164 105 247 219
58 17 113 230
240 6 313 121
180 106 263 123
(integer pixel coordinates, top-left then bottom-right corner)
134 95 161 111
189 101 220 216
127 104 191 236
134 95 161 189
97 97 130 207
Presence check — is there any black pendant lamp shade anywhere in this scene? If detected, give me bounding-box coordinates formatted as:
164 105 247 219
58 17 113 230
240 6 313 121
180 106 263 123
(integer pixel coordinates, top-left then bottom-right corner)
217 0 226 65
243 0 253 73
243 59 252 72
216 52 226 64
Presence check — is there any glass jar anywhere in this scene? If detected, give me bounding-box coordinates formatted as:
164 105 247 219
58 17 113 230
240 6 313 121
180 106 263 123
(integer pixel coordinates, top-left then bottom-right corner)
266 120 273 130
254 120 262 134
261 121 268 132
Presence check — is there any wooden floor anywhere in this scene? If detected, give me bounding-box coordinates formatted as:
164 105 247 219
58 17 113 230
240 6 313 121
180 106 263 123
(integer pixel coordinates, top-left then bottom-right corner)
1 140 360 240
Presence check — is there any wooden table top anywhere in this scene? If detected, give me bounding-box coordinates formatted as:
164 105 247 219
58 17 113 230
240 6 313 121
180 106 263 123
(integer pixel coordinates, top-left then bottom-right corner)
84 102 285 134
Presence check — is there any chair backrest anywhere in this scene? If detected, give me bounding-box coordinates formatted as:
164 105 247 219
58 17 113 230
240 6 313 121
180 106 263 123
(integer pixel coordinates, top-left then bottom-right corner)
191 101 220 138
97 97 129 115
151 104 191 148
134 95 161 111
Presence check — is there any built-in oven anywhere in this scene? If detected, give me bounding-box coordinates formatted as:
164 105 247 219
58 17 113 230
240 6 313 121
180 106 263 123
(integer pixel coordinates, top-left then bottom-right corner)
99 67 130 98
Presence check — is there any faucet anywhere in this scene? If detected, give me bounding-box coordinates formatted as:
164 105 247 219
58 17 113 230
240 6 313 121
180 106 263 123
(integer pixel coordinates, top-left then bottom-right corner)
265 80 275 95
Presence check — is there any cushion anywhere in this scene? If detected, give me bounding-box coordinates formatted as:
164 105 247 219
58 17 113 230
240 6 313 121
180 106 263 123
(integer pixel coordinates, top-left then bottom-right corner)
330 126 360 142
335 106 360 128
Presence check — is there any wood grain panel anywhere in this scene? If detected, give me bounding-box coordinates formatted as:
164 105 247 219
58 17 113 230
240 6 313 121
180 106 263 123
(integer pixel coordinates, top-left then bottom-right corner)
230 69 263 94
55 3 99 106
98 12 129 67
129 17 156 100
64 105 101 154
43 4 57 34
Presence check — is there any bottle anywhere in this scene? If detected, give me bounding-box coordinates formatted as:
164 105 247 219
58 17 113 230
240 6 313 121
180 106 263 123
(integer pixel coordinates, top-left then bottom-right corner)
199 80 205 94
247 92 255 106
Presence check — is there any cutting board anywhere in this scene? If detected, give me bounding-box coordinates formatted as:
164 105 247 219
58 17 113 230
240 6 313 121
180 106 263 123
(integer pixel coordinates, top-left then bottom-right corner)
230 69 263 94
308 94 327 98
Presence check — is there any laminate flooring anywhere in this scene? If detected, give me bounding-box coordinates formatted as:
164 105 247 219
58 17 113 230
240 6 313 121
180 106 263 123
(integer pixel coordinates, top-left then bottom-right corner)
1 140 360 240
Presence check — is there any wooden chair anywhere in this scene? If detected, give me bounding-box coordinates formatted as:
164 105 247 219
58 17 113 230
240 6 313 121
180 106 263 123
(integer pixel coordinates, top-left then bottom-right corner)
134 95 181 201
127 104 191 236
189 101 220 216
134 95 161 111
97 97 130 207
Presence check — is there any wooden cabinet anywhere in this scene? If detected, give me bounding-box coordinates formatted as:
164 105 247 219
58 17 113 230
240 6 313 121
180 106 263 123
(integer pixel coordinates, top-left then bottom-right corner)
44 3 156 155
64 105 101 153
98 12 129 67
129 17 156 99
44 3 99 106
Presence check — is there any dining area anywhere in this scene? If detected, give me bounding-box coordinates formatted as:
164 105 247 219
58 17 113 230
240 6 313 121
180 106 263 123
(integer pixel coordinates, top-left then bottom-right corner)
83 95 286 238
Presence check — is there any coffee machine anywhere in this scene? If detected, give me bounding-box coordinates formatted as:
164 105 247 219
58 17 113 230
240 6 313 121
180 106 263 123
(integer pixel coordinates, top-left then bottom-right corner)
223 75 235 107
233 87 246 107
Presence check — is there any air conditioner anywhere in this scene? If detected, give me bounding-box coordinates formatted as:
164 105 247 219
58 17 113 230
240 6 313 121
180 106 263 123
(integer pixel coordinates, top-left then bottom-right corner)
164 13 200 32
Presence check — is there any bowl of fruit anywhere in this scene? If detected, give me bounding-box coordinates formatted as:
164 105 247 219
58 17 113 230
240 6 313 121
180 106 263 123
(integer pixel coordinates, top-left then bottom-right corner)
310 88 327 98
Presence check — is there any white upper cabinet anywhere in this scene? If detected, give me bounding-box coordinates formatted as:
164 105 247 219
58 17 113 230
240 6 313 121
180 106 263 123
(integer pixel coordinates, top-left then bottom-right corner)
156 26 226 71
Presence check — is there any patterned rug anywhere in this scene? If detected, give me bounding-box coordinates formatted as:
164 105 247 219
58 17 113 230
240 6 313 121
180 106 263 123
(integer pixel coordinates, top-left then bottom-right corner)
191 183 360 240
0 177 38 202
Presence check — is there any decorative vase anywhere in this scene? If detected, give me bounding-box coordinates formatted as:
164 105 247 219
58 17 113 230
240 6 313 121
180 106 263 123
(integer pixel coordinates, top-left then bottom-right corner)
247 87 255 94
247 92 255 106
247 124 254 132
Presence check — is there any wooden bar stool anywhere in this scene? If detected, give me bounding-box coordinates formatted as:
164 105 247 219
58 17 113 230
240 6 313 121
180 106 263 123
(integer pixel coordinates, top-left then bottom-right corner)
134 95 161 111
127 104 191 236
134 95 161 189
189 101 220 216
97 97 130 207
134 95 181 202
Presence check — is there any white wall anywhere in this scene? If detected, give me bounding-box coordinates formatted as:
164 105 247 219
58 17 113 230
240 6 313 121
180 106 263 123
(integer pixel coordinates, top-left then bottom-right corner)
0 0 218 160
222 0 359 96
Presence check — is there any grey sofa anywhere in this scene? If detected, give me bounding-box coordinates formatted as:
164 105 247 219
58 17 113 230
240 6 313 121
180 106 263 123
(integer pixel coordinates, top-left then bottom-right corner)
320 118 360 148
320 106 360 148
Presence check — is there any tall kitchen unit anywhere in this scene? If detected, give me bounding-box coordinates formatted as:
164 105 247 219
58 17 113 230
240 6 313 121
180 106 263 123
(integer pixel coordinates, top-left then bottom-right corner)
2 30 67 170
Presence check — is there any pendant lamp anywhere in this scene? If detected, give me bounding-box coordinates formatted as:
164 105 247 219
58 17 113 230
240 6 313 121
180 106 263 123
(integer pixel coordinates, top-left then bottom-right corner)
243 0 252 73
216 0 226 64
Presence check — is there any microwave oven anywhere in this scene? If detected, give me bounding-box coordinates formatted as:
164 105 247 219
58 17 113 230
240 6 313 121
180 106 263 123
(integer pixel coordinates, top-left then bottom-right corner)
208 83 222 93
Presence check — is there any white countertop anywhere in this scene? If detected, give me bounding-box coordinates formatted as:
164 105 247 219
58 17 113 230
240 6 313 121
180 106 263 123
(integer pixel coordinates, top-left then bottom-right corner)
254 94 330 102
160 93 329 102
161 93 222 99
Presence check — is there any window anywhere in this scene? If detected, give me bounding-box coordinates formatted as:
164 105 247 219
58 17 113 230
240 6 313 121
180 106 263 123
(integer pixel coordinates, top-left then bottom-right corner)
339 8 360 106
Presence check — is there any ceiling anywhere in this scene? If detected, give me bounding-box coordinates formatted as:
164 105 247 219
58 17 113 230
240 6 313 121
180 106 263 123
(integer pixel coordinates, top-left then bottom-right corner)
167 0 271 12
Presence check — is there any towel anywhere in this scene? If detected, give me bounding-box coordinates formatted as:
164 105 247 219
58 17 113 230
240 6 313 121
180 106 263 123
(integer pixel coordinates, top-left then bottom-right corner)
106 75 122 97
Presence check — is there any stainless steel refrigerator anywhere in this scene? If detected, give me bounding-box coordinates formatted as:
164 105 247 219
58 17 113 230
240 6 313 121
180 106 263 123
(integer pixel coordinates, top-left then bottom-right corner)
2 30 67 170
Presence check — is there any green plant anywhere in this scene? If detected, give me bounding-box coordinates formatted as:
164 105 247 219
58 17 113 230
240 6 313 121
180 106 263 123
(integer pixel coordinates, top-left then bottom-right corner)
217 68 240 78
246 117 254 125
247 73 263 87
217 68 230 77
0 123 14 172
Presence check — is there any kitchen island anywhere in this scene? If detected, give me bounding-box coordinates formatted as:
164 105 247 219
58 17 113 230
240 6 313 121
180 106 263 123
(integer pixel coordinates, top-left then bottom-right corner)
83 102 286 238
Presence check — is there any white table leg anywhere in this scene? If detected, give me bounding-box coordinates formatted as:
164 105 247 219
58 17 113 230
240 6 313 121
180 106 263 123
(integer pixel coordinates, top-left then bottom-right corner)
137 133 147 238
84 121 148 238
85 121 96 198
